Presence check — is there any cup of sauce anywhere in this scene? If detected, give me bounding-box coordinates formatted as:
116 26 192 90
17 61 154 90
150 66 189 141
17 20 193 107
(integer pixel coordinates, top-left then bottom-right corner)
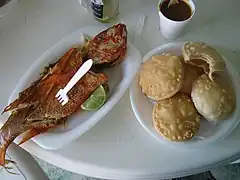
158 0 195 40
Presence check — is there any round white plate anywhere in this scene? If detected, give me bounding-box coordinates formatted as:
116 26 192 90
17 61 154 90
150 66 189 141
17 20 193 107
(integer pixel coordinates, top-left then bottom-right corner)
7 26 141 150
130 42 240 149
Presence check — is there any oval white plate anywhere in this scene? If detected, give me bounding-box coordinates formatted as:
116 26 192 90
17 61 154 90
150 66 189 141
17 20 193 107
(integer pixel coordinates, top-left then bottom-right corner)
130 42 240 149
7 26 141 150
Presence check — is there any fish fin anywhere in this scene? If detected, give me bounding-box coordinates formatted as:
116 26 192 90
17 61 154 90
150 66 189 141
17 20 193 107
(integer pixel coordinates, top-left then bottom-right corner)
0 147 17 171
63 119 67 129
0 159 19 175
19 117 67 145
58 118 68 129
18 128 47 145
2 100 21 114
2 78 42 114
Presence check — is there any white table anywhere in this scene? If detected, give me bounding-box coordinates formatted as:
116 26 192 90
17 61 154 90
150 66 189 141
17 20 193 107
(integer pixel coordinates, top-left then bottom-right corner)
0 0 240 179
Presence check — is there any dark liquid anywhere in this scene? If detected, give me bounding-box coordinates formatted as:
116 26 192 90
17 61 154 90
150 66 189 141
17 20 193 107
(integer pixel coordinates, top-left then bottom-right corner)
160 0 192 21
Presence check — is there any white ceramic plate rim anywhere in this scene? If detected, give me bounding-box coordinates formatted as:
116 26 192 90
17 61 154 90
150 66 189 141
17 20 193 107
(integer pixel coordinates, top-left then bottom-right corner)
130 41 240 149
7 26 141 150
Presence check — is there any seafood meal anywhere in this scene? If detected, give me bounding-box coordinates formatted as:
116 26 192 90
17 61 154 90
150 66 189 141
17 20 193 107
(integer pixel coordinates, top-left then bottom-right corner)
0 23 127 167
139 42 236 142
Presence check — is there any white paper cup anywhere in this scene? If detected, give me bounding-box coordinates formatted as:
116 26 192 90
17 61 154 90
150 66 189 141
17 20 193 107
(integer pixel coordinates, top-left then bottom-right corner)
158 0 195 40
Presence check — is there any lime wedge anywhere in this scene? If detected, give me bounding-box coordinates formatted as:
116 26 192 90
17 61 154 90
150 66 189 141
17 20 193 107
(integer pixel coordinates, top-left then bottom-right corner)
81 85 107 111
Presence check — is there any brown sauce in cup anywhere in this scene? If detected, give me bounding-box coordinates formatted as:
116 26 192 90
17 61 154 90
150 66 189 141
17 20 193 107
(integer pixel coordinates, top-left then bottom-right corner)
160 0 192 21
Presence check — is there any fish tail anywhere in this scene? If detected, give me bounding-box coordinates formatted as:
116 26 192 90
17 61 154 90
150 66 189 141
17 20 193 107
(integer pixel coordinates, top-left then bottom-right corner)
0 108 31 166
0 145 6 166
0 130 14 167
0 128 16 167
0 141 15 168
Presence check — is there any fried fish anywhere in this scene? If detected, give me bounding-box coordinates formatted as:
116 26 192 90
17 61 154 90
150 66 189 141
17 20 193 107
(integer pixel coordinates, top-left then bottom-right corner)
88 23 127 67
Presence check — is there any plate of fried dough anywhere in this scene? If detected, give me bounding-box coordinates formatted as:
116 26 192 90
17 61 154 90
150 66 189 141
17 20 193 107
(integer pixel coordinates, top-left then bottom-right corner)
130 41 240 148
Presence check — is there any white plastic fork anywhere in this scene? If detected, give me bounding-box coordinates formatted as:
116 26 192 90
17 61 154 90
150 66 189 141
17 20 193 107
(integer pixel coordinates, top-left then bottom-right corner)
55 59 93 106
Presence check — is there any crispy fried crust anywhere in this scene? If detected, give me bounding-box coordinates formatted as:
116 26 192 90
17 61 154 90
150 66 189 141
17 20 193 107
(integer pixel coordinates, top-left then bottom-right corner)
3 48 83 114
88 23 127 66
26 71 108 121
139 54 184 100
191 74 235 122
182 42 226 80
153 93 200 142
